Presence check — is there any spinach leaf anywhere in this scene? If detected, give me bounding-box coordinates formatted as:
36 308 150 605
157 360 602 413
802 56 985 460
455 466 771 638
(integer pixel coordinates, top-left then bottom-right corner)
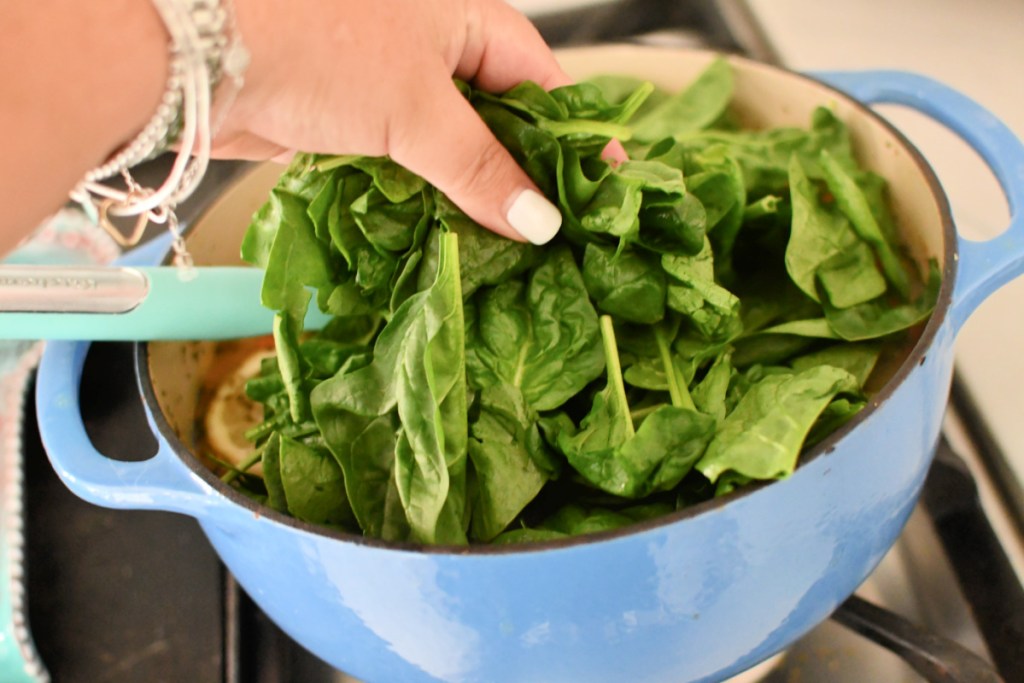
432 196 538 298
483 81 640 150
467 385 552 541
582 243 666 324
654 321 696 410
350 156 427 203
550 81 654 128
576 160 698 252
662 237 741 340
345 413 411 541
492 528 569 545
539 504 639 535
805 397 867 447
732 269 821 334
755 318 839 339
248 189 334 322
816 242 889 309
730 334 816 369
824 260 941 341
682 107 856 198
312 232 468 544
679 145 745 278
790 342 881 388
261 433 288 514
638 191 707 256
474 101 564 201
586 75 670 132
305 168 341 242
629 57 733 143
820 150 910 298
691 350 733 422
390 232 469 545
729 335 815 370
569 405 715 498
561 146 613 217
273 313 308 421
241 177 348 419
492 499 679 543
697 365 859 483
785 156 886 307
465 246 604 412
300 337 370 378
350 187 423 254
278 435 356 529
556 317 716 498
619 318 695 409
241 154 324 269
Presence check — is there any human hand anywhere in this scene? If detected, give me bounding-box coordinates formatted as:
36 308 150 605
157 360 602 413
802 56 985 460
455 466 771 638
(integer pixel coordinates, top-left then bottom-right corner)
217 0 572 244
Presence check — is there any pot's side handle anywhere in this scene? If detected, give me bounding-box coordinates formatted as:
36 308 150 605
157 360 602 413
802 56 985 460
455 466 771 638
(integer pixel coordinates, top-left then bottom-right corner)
35 338 220 517
811 70 1024 332
34 233 221 518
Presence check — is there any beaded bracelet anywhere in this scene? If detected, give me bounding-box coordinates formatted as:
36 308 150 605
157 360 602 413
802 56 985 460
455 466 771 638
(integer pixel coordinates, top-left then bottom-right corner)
70 0 250 268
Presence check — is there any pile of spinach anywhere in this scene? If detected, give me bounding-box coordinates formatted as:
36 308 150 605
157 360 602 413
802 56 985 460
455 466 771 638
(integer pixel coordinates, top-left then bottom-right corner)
227 59 938 545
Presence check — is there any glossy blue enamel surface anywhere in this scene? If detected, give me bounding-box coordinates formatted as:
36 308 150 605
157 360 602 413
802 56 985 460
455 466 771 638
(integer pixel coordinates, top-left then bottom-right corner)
34 69 1024 682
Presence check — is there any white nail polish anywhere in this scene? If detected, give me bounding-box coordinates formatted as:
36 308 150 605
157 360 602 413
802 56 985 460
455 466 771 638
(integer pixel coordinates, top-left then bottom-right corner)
506 189 562 245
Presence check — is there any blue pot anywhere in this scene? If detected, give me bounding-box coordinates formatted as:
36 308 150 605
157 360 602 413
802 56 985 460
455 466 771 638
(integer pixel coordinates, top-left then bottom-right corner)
33 48 1024 683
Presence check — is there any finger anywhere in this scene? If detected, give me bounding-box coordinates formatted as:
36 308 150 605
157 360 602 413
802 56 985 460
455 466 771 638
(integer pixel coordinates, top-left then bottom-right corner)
388 72 561 245
456 0 572 93
602 139 629 165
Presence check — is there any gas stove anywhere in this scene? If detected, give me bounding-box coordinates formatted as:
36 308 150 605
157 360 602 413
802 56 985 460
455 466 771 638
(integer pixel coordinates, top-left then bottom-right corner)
12 1 1024 681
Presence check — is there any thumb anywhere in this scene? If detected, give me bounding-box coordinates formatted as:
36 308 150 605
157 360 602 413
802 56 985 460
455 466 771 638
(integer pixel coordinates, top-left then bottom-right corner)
387 77 562 245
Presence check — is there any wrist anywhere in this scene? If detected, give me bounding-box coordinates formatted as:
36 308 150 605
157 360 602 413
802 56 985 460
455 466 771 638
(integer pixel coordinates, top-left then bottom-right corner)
90 1 248 182
70 0 250 261
89 1 172 170
220 0 282 131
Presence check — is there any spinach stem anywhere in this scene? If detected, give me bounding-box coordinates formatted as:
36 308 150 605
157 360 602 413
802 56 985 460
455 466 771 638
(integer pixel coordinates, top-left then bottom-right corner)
244 412 288 442
221 443 267 484
630 404 662 423
655 324 696 410
312 154 360 172
542 120 634 141
600 315 635 438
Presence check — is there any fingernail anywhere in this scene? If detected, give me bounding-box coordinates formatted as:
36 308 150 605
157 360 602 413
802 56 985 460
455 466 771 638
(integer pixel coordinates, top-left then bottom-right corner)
506 189 561 245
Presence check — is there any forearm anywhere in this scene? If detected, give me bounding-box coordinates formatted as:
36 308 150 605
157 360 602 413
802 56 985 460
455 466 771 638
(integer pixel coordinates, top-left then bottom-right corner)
0 0 168 253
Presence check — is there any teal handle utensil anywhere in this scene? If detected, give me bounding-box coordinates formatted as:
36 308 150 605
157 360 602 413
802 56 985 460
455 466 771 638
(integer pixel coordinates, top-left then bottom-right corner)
0 265 329 340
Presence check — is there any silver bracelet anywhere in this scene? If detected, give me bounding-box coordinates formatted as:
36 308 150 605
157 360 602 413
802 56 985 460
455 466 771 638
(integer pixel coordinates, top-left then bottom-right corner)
70 0 250 267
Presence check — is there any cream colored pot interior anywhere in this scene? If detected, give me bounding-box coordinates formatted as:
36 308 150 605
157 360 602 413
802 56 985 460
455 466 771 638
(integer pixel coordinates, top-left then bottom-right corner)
149 45 948 451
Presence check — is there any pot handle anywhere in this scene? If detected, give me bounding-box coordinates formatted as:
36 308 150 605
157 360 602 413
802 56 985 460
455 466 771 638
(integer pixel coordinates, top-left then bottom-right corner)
812 70 1024 331
34 233 222 518
36 339 220 516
